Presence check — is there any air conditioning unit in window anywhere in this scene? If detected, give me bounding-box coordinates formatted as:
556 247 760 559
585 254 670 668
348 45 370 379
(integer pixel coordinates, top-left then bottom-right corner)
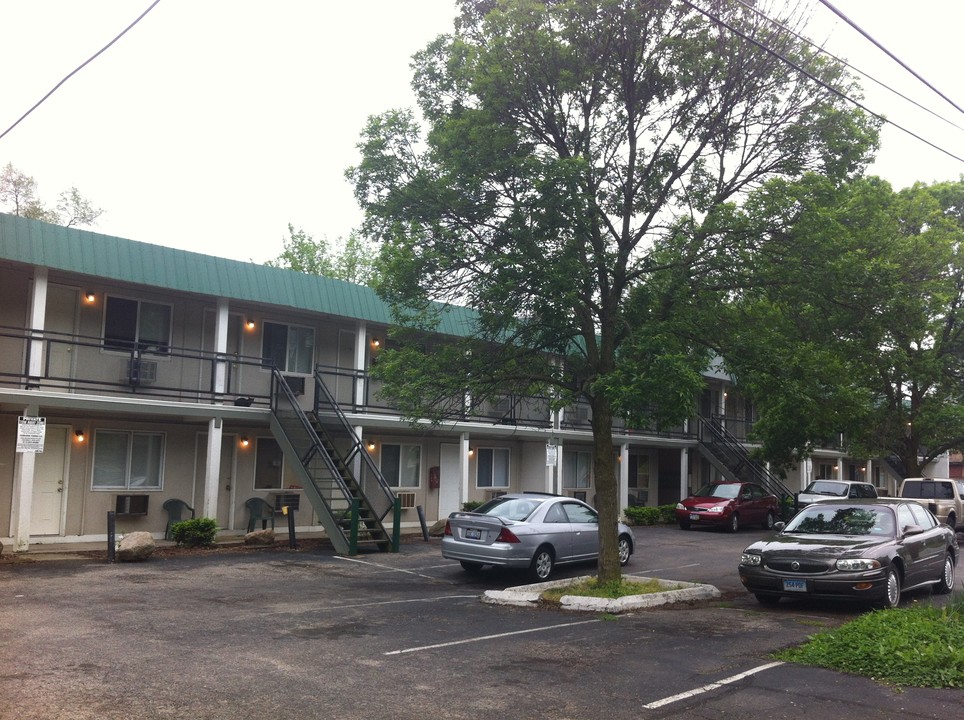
485 490 507 501
124 359 157 385
396 491 417 509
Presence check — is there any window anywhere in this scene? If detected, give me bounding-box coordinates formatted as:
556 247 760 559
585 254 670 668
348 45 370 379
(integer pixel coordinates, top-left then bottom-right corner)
563 502 598 524
476 447 510 488
381 444 421 487
628 453 649 506
254 437 284 490
562 450 591 489
103 296 171 354
261 321 315 374
92 430 164 489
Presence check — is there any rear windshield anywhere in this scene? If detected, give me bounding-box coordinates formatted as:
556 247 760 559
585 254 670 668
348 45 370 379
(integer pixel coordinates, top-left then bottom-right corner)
474 497 546 521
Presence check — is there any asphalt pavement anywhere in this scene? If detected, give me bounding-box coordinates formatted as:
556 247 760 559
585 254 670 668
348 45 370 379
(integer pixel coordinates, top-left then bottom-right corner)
1 525 961 720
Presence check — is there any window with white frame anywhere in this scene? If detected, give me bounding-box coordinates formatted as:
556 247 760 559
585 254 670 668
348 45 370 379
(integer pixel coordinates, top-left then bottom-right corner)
92 430 164 489
261 321 315 374
628 453 649 505
103 296 172 354
476 447 510 488
254 437 284 490
381 444 421 487
562 450 592 489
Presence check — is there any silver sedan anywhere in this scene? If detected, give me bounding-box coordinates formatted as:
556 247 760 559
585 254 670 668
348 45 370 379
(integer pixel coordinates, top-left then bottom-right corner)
442 493 635 581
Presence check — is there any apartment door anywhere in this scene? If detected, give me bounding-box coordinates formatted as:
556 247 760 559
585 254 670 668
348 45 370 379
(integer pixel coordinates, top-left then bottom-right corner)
44 284 79 390
336 330 356 405
31 425 69 535
439 443 461 518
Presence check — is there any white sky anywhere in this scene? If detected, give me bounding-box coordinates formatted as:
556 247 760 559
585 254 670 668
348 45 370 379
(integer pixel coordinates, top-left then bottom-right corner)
1 1 963 263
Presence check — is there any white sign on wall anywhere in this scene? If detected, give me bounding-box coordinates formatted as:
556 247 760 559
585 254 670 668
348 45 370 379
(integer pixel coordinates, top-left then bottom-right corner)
546 443 558 467
16 416 46 453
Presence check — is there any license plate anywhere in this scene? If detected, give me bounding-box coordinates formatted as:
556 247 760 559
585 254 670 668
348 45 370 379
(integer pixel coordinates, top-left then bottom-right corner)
464 528 482 540
783 579 807 592
689 514 700 521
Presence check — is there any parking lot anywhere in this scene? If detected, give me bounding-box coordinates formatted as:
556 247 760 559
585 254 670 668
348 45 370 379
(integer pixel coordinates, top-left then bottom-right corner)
1 525 961 719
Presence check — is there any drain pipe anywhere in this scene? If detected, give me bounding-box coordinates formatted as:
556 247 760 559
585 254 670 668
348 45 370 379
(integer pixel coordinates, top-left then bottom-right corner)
416 505 430 541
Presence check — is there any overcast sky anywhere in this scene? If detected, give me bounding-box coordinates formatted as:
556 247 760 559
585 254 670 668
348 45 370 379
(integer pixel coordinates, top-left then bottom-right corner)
2 1 962 263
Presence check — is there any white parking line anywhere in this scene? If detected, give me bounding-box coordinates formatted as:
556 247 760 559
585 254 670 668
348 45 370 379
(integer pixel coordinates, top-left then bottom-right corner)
627 562 701 575
335 555 439 580
384 619 601 656
642 661 785 709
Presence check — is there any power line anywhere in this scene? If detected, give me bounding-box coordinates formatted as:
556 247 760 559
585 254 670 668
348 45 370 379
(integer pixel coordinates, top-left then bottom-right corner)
817 0 964 117
732 0 964 135
677 0 964 166
0 0 164 143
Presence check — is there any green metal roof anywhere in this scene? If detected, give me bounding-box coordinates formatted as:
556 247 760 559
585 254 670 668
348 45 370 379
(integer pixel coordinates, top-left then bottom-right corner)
0 213 475 336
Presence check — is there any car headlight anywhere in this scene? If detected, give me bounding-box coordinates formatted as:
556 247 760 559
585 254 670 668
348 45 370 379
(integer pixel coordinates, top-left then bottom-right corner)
740 553 762 566
708 506 725 513
835 558 881 572
676 503 685 510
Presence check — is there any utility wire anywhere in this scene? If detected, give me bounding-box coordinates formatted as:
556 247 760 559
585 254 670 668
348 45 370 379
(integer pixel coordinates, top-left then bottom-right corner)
818 0 964 117
0 0 163 143
733 0 964 135
677 0 964 166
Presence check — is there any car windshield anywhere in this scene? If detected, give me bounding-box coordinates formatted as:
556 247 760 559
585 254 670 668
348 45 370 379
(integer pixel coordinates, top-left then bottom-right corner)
693 484 740 499
474 497 545 521
803 481 847 496
783 506 894 536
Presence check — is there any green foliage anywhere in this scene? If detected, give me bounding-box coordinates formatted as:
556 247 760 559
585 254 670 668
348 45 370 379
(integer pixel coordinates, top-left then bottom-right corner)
623 505 676 526
461 501 484 512
265 224 377 285
776 598 964 688
0 162 103 227
541 577 677 603
170 517 219 548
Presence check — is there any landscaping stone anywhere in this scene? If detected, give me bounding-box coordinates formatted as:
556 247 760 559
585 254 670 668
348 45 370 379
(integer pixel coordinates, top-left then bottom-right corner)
244 529 275 546
117 532 155 562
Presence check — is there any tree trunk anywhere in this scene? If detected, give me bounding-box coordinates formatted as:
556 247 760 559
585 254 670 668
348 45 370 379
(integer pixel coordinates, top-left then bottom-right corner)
590 396 621 584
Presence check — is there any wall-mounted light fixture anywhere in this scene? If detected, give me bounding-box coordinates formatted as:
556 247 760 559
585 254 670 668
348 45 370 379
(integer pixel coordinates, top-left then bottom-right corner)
240 436 250 448
84 291 96 303
245 318 256 330
468 448 475 457
366 439 376 451
371 338 381 349
74 429 86 442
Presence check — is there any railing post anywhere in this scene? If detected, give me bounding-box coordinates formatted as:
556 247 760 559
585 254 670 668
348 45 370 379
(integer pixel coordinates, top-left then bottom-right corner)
349 498 359 555
391 497 401 552
107 511 116 563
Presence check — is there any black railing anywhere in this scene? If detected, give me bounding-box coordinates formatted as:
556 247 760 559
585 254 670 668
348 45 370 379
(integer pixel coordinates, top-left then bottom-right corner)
697 415 794 511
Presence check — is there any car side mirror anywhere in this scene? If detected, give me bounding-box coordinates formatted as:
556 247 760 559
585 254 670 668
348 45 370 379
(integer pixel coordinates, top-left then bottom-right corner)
902 524 924 536
773 521 786 532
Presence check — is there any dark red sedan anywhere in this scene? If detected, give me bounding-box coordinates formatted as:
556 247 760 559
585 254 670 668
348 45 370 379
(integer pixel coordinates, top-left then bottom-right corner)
676 481 779 532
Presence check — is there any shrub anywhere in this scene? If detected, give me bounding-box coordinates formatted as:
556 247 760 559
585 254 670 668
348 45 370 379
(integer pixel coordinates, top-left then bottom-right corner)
170 517 219 547
462 501 484 512
624 504 676 526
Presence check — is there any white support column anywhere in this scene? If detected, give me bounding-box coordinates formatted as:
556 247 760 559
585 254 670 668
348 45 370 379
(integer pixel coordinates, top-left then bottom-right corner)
460 432 471 504
28 268 48 380
618 442 629 517
203 418 223 519
213 298 229 398
354 322 368 407
680 447 690 502
11 403 40 551
865 459 873 487
836 458 844 480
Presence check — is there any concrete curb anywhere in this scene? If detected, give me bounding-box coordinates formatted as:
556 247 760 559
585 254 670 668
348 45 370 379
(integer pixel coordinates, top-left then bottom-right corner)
482 575 721 613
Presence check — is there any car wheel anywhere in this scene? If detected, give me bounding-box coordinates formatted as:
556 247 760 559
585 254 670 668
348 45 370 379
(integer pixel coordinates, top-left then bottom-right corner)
678 520 691 530
617 535 632 566
881 566 902 609
727 513 740 533
754 593 780 606
528 547 554 582
762 511 775 530
935 553 955 595
460 560 483 573
947 513 957 531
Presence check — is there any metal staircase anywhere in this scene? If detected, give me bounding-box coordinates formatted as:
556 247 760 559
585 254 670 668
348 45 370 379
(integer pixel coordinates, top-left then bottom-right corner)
696 415 795 516
269 369 398 554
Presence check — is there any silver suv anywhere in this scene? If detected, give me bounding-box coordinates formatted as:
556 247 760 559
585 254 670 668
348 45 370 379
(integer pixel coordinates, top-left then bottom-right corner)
797 480 878 508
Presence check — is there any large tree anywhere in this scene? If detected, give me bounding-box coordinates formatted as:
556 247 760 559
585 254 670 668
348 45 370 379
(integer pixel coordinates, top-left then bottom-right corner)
721 176 964 478
265 224 378 285
349 0 877 582
0 162 103 228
